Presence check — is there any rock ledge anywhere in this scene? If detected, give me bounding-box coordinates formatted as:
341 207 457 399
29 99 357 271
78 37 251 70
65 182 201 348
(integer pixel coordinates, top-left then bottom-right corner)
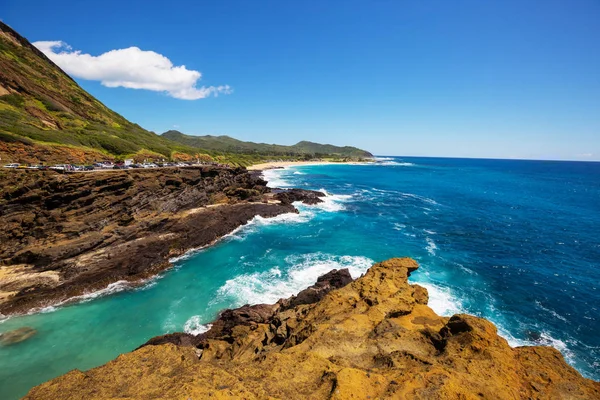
25 258 600 399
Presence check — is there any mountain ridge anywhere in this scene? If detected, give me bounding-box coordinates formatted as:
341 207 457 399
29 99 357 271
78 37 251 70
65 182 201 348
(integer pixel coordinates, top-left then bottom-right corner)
0 21 371 165
162 130 373 158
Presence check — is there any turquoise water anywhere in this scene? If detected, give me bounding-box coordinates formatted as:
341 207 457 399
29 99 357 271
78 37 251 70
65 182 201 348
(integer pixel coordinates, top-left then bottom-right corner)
1 157 599 398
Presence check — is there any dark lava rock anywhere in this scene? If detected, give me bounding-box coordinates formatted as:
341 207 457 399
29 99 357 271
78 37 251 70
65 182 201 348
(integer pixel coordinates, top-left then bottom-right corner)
142 268 355 349
0 167 294 315
274 189 326 205
279 268 353 310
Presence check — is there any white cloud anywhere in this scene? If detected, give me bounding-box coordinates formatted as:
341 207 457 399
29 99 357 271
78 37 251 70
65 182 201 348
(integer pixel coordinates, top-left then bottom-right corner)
33 41 231 100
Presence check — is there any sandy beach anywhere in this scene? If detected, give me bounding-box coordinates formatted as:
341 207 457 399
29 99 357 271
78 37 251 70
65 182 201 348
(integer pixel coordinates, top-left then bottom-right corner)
247 160 368 171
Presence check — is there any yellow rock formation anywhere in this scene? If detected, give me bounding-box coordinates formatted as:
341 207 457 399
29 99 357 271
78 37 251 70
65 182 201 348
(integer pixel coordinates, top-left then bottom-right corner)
25 258 600 399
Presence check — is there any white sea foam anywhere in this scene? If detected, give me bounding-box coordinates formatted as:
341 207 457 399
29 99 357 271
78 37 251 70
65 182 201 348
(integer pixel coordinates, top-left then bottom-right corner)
371 157 416 166
78 280 131 301
535 300 568 323
183 316 212 335
262 168 291 188
254 211 313 225
212 253 373 307
373 157 395 161
413 281 579 370
425 237 438 255
417 282 578 367
19 280 139 317
293 171 304 175
311 188 353 212
172 190 351 262
393 223 406 231
399 192 439 205
416 282 464 316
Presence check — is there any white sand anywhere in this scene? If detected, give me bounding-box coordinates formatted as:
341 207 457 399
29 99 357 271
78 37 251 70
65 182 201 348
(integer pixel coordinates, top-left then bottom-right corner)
247 160 367 171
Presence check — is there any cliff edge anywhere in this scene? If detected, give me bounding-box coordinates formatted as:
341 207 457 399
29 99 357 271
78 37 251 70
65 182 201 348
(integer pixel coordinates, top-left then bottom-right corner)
25 258 599 399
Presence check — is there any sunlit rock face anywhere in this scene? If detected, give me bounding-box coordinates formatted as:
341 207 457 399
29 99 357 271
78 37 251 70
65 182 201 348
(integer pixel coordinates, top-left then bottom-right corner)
25 258 600 399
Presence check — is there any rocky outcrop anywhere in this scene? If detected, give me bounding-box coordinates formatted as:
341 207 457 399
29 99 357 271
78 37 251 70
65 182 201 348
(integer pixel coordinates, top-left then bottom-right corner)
0 167 321 315
274 188 326 205
24 258 600 399
142 268 352 349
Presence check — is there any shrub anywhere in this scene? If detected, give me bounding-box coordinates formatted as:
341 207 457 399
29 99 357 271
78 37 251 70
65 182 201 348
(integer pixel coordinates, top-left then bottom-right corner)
0 94 25 108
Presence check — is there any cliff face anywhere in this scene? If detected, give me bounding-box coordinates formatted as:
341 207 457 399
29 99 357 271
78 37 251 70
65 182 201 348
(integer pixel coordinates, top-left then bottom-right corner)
25 258 600 399
0 167 314 315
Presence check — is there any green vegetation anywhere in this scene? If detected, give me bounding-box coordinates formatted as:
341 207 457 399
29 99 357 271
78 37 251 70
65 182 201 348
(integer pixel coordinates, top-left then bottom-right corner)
162 130 373 158
0 21 371 166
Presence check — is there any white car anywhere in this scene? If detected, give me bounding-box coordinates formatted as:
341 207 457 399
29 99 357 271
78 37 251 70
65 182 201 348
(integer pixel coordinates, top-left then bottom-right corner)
3 163 19 168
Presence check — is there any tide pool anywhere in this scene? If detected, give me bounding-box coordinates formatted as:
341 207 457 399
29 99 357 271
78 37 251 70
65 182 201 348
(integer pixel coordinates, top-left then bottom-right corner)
1 157 599 398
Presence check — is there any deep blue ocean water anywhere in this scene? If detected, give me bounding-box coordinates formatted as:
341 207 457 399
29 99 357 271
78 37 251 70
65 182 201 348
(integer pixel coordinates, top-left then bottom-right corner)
1 157 599 398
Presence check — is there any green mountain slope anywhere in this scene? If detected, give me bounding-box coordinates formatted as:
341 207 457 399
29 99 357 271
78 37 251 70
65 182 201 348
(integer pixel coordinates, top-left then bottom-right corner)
162 130 373 158
0 21 199 163
0 21 371 165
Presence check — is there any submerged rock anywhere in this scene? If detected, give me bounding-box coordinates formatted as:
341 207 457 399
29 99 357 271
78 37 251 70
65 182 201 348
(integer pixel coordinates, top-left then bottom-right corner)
24 258 600 399
0 326 36 345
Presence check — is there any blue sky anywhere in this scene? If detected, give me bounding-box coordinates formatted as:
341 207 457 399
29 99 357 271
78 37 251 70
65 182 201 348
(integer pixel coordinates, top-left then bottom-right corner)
4 0 600 160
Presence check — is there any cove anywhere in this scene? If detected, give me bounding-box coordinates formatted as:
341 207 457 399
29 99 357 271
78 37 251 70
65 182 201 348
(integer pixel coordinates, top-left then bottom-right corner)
1 157 599 399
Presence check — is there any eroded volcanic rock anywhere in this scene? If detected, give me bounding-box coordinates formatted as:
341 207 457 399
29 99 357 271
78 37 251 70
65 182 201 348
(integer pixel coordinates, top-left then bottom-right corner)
0 167 297 315
142 268 353 349
24 258 600 399
274 188 326 205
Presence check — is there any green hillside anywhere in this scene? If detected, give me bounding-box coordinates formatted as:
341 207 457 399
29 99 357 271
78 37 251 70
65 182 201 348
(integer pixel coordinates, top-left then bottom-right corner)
162 130 373 158
0 21 371 166
0 21 202 163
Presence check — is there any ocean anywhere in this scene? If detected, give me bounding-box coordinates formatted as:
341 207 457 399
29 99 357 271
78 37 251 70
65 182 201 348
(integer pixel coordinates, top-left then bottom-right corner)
1 157 599 398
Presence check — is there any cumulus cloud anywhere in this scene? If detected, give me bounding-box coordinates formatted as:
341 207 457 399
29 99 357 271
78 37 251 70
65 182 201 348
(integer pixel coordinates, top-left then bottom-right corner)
33 41 231 100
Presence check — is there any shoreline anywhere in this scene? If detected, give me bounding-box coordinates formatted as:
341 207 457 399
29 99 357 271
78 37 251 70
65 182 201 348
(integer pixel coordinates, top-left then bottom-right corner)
247 160 370 171
0 204 300 321
0 167 322 317
26 258 600 398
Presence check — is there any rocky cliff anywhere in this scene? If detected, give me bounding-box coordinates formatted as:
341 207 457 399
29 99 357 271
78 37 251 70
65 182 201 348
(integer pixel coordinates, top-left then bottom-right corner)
25 258 600 399
0 167 319 315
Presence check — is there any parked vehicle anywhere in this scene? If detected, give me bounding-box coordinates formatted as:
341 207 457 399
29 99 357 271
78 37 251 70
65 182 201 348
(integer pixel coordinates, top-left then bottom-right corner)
83 165 94 171
50 165 66 171
3 163 20 168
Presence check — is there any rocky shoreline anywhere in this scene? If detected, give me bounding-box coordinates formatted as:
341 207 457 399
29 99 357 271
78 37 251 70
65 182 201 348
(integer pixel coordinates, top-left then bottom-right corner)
0 166 323 316
24 258 600 399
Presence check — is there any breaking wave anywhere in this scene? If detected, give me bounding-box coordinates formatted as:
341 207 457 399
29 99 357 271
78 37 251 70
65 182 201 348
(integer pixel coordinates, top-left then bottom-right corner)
262 168 292 188
183 316 212 335
211 253 373 307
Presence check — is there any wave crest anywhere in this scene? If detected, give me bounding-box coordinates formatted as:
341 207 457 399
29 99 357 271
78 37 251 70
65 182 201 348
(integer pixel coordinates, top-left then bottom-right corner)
211 253 373 307
183 316 212 335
